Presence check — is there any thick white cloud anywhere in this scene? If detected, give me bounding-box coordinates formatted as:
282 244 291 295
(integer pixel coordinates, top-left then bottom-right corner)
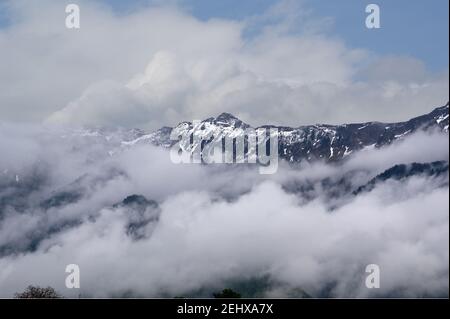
45 47 449 129
1 0 448 129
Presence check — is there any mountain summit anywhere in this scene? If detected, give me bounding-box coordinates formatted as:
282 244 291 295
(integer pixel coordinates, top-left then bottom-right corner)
209 112 249 129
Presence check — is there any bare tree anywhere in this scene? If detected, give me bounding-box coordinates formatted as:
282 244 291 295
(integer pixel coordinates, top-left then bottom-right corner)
14 285 62 299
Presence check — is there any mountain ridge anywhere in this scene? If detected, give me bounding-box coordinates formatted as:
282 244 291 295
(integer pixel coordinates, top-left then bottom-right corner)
139 102 449 163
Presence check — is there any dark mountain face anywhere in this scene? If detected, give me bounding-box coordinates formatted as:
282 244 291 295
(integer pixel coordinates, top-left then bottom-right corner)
279 160 449 211
355 161 449 195
144 103 449 163
114 195 160 241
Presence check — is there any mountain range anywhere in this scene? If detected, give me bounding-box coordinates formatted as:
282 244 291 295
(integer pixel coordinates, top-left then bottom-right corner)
123 102 449 163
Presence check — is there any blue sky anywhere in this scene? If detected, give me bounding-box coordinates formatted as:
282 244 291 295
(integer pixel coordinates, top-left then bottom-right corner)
98 0 449 72
309 0 449 73
0 0 448 71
